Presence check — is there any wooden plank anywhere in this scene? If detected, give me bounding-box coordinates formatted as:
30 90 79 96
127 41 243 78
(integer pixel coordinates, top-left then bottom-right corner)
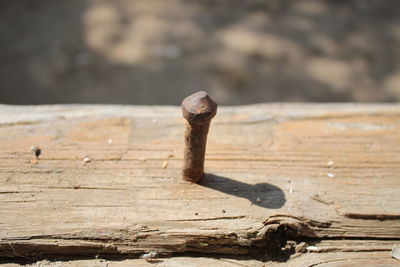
0 104 399 264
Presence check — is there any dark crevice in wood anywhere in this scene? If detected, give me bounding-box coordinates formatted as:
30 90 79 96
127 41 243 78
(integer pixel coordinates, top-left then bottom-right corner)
0 215 399 263
1 216 396 262
343 213 400 220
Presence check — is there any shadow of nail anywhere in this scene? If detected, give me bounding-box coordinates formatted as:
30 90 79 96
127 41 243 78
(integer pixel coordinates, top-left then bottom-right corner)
200 173 286 209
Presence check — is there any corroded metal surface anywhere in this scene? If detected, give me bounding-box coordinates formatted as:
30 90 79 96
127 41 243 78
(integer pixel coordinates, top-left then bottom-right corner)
181 91 217 182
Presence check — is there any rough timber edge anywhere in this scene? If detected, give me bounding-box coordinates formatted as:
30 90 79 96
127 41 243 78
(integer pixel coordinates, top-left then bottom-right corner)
1 103 400 125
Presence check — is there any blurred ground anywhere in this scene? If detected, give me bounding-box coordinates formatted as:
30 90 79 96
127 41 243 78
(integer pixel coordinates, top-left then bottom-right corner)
1 0 400 105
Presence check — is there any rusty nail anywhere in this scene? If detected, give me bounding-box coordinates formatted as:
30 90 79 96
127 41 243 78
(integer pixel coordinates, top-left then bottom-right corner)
182 91 218 183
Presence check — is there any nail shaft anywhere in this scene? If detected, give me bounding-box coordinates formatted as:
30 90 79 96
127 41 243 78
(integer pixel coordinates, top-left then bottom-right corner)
182 91 217 182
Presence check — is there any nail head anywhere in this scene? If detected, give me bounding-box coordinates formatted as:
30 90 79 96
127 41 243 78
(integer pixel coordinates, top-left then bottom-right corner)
182 91 217 124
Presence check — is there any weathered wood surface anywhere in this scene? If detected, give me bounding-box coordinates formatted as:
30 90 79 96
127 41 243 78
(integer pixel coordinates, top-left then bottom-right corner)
0 104 399 266
1 251 399 267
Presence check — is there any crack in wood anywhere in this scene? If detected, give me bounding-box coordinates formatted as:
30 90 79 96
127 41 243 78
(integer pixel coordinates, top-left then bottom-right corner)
0 215 329 261
343 213 400 220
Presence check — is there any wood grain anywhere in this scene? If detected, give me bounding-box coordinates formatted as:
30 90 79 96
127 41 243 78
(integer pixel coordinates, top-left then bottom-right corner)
0 104 399 265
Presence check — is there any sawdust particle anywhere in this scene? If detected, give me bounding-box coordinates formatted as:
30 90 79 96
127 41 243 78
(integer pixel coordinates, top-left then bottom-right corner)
162 161 169 169
82 156 92 165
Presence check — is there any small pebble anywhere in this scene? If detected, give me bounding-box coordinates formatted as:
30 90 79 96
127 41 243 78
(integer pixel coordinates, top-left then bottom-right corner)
327 173 335 178
327 160 334 166
222 210 226 213
30 159 39 164
391 244 400 260
256 197 261 203
289 187 294 194
107 138 113 144
141 251 158 259
306 245 319 251
82 156 92 165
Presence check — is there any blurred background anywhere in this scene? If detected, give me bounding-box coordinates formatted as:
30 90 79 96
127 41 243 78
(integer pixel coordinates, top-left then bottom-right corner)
1 0 400 105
